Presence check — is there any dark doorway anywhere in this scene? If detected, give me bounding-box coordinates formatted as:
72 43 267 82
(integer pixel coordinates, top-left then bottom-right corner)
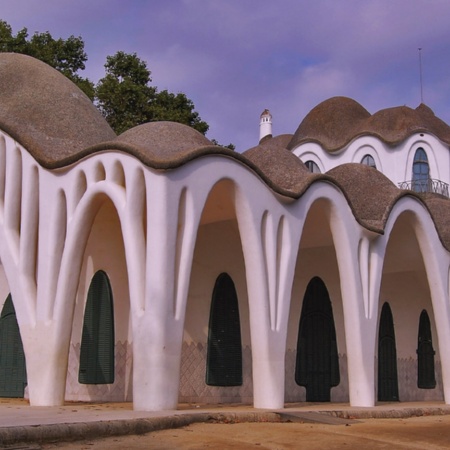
295 277 340 402
79 271 115 384
417 309 436 389
0 294 27 397
206 273 242 386
378 302 399 401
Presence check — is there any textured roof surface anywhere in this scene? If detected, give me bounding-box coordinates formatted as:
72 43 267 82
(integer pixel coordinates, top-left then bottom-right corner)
288 96 450 152
326 163 415 232
243 138 312 195
0 53 116 168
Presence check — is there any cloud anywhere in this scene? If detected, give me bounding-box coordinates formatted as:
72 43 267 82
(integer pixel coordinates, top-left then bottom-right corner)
2 0 450 151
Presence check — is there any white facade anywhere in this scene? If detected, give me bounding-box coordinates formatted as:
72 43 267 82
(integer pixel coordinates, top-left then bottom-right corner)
292 133 450 190
1 55 450 412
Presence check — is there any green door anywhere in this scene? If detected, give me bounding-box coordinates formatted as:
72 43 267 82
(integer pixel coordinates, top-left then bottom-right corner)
0 294 27 397
79 271 115 384
378 302 399 401
295 277 339 402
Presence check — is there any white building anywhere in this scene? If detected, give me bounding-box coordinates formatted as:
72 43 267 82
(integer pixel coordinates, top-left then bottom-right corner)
1 53 450 412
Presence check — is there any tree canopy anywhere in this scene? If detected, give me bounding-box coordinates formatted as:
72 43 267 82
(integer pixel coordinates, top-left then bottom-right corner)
0 20 234 145
95 51 209 135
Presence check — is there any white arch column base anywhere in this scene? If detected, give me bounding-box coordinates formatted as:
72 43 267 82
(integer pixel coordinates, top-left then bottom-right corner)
22 324 69 406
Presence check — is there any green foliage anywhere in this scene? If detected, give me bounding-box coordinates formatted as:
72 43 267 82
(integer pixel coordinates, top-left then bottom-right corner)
96 52 157 134
0 20 95 99
96 51 209 135
151 90 209 135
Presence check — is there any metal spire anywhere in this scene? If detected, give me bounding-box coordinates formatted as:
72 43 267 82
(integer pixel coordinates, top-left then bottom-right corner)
418 47 424 104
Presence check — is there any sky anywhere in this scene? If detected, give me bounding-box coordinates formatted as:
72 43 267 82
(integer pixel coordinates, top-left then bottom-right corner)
2 0 450 152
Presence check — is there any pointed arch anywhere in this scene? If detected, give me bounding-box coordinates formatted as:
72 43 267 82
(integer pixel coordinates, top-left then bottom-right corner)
206 273 242 386
378 302 399 401
417 309 436 389
79 270 115 384
0 294 27 397
295 277 339 402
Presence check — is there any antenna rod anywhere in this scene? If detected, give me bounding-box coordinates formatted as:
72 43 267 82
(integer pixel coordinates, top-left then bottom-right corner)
418 47 424 103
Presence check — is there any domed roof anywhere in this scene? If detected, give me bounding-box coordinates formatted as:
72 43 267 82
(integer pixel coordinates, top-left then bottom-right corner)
0 53 116 168
288 97 450 152
113 121 215 162
243 137 312 195
326 163 413 231
288 97 371 151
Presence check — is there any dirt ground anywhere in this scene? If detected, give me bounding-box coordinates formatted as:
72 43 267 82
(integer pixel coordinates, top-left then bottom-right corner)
40 414 450 449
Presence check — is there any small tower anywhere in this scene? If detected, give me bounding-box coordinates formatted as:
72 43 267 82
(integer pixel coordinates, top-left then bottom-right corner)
259 109 272 143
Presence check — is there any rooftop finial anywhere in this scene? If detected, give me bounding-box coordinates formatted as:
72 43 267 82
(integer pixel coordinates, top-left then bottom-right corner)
259 109 272 143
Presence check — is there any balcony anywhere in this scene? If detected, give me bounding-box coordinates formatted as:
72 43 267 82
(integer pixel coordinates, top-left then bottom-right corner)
398 178 449 198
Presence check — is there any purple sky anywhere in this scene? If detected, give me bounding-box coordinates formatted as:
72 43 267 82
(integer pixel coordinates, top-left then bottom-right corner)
3 1 450 151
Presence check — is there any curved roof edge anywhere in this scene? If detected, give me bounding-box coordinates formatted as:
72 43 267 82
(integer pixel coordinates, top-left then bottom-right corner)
288 97 450 152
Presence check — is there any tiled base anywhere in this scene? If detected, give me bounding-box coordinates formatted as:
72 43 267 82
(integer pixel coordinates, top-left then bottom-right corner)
65 340 132 402
284 351 349 402
63 340 444 404
179 342 253 404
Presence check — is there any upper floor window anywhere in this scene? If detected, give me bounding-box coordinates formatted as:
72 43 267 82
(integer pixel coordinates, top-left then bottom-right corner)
305 160 321 173
412 148 429 193
361 154 377 169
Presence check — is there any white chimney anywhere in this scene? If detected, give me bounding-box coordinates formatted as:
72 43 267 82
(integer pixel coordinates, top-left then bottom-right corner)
259 109 272 142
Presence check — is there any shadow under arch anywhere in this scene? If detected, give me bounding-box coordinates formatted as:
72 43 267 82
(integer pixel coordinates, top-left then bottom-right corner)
287 195 346 403
181 178 251 404
378 206 442 401
60 189 132 402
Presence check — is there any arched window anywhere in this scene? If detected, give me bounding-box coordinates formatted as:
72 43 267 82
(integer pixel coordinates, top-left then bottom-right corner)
0 294 27 397
417 310 436 389
304 160 321 173
295 277 339 402
361 154 377 169
378 302 399 401
79 271 115 384
206 273 242 386
412 148 429 193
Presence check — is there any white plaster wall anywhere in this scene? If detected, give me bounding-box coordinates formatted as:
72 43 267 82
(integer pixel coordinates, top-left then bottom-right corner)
65 199 132 402
292 134 450 188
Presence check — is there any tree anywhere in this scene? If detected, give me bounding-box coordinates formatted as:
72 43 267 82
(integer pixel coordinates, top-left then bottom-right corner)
0 20 94 99
96 51 209 135
95 51 157 134
151 90 209 135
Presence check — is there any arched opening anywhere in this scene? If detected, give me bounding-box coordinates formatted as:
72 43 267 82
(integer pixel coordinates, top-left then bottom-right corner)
0 294 27 397
412 148 429 193
295 277 340 402
182 179 250 404
79 270 115 384
206 273 242 386
361 154 377 169
66 196 131 402
304 160 321 174
378 302 399 401
417 309 436 389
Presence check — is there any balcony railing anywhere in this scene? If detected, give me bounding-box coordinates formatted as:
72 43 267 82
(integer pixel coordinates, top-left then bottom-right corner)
398 178 449 198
